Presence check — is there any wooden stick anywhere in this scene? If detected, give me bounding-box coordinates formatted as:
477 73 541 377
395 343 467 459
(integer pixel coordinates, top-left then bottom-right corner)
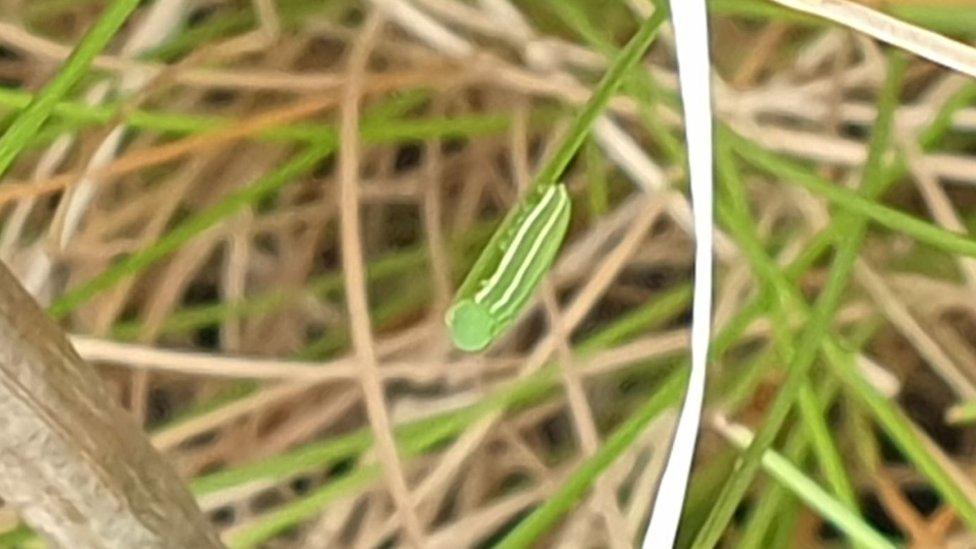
0 261 221 548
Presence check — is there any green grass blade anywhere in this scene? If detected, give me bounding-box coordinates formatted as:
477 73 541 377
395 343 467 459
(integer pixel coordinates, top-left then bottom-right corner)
709 0 976 36
691 53 907 549
719 140 861 519
821 342 976 530
532 8 667 190
796 383 860 512
737 419 813 548
213 371 559 545
493 368 687 549
0 0 141 178
577 283 692 353
549 0 684 165
0 525 33 546
110 221 497 341
887 5 976 37
707 0 815 23
711 163 865 546
725 131 976 260
226 467 377 548
739 486 800 549
688 75 974 547
708 78 974 364
717 419 897 549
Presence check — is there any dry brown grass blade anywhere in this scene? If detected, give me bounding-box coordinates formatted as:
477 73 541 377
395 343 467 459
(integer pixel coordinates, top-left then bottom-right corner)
770 0 976 77
336 11 426 547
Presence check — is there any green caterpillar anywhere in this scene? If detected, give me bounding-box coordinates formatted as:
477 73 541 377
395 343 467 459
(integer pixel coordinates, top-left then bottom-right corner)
446 183 572 351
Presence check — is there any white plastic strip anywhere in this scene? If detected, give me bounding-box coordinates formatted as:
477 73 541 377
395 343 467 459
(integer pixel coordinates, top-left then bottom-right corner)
641 1 713 547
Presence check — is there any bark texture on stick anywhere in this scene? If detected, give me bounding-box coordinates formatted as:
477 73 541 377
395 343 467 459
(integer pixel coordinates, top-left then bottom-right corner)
0 262 222 548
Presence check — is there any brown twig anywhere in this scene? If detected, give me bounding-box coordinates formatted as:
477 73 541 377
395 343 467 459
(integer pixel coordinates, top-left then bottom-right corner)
336 11 427 547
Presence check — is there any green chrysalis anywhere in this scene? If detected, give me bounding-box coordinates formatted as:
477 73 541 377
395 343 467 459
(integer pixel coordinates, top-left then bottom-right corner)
446 183 572 351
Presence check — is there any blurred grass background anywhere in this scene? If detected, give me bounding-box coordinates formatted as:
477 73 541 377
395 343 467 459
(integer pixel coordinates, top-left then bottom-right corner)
2 0 976 547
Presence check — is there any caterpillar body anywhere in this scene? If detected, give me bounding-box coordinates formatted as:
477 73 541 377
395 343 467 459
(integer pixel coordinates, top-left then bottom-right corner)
446 183 572 351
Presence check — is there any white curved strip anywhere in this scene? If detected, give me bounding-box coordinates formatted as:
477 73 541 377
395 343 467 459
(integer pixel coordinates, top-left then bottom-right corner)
642 1 713 547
